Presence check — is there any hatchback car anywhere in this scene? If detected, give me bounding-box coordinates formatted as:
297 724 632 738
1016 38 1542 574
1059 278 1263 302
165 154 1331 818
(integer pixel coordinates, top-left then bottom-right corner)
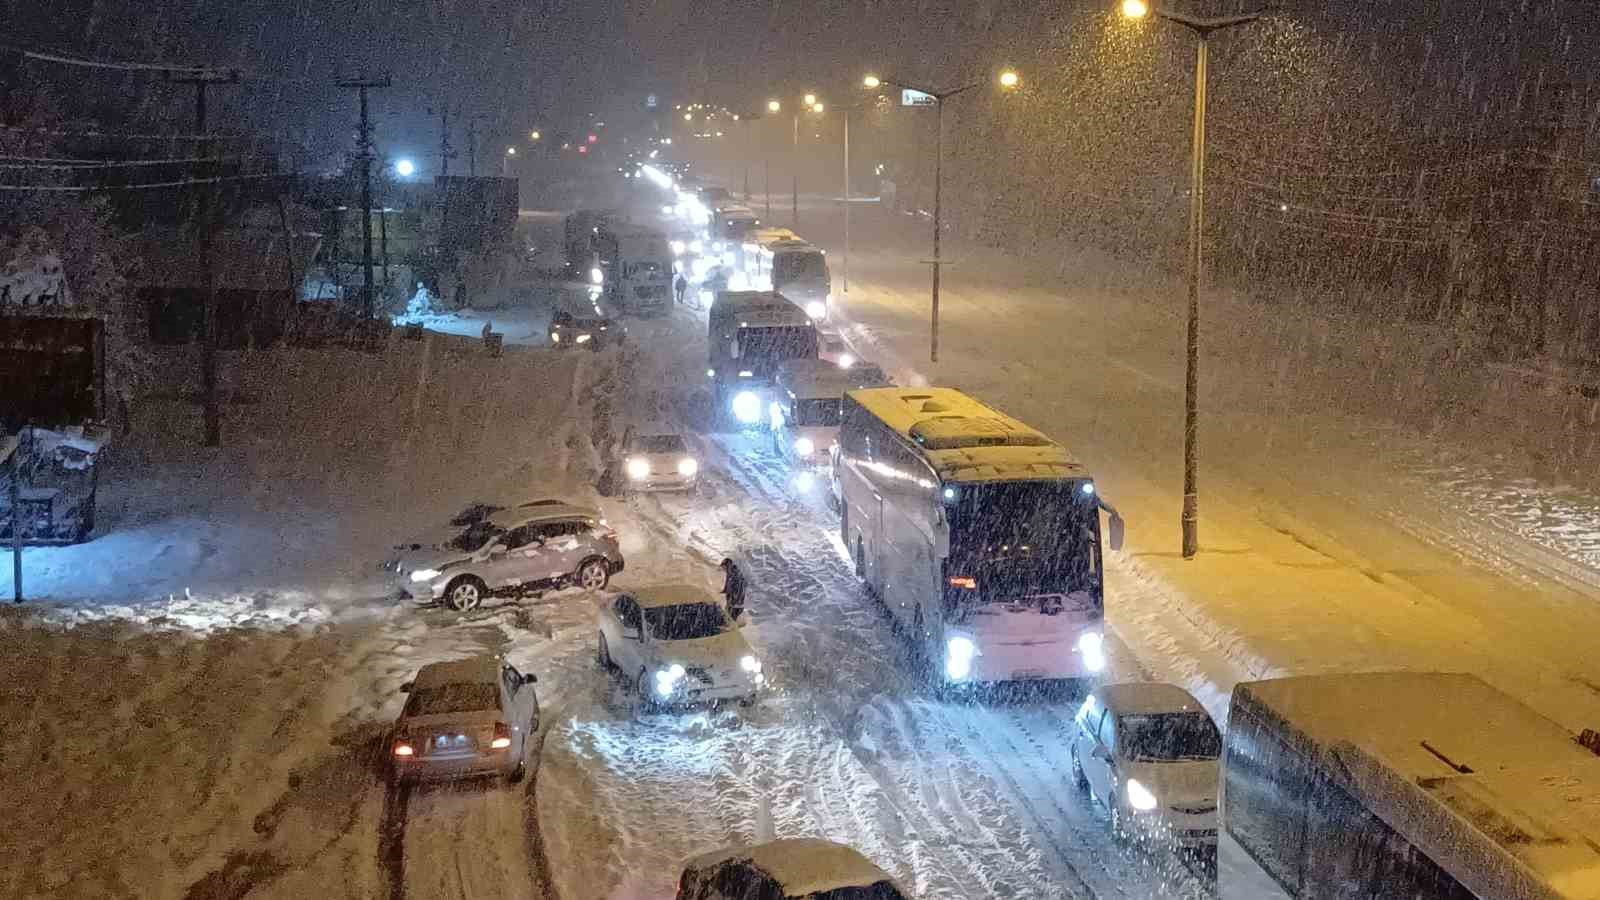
596 584 764 710
677 838 910 900
1070 682 1222 851
618 425 700 492
390 656 539 785
391 503 624 612
550 307 623 350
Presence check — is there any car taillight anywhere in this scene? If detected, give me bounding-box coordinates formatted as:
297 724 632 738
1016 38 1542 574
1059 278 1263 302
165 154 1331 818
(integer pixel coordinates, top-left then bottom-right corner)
947 576 977 589
392 741 415 757
491 723 512 749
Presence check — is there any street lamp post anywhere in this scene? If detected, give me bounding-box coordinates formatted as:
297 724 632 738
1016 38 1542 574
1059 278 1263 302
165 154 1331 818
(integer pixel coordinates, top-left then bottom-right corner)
1122 1 1261 560
863 71 1018 363
791 98 826 228
766 99 781 220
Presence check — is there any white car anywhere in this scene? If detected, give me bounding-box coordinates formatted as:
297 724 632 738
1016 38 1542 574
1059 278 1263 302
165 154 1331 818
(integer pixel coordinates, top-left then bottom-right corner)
618 425 700 492
389 656 539 785
595 584 764 709
676 838 910 900
1070 682 1222 852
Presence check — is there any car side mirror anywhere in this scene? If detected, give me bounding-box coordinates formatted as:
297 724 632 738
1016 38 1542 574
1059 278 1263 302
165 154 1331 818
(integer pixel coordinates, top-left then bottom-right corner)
399 681 414 693
1108 513 1125 553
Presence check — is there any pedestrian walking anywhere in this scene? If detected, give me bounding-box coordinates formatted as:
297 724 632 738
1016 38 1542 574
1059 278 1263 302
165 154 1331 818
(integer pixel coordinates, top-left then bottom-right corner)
674 271 689 305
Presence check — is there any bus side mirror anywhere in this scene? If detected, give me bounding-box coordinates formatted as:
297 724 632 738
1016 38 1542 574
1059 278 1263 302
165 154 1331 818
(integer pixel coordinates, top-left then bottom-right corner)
934 521 950 558
1108 513 1125 552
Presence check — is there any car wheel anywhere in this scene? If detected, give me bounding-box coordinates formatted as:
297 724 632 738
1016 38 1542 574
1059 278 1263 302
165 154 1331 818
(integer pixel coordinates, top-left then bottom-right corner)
1071 745 1089 790
636 668 657 712
508 756 527 785
576 558 610 591
444 576 486 612
597 633 614 671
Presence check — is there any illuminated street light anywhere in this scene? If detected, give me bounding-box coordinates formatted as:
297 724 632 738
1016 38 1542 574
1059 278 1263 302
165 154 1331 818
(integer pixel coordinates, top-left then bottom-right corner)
803 93 817 106
530 130 541 140
1117 0 1265 560
999 70 1020 88
812 102 825 113
684 112 693 121
506 146 516 155
767 99 781 113
862 74 882 89
394 158 415 178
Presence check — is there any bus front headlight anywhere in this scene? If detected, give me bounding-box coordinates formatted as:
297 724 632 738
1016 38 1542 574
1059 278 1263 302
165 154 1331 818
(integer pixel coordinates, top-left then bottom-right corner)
1078 631 1106 673
627 457 650 480
805 300 826 319
677 458 698 477
654 663 687 696
1126 778 1159 812
945 636 977 681
732 391 761 424
794 437 815 457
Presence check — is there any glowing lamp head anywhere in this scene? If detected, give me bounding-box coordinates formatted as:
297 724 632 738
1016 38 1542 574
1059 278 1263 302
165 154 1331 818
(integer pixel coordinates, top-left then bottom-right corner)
812 102 825 114
530 130 541 140
394 158 416 177
803 93 817 106
767 99 781 113
999 70 1021 89
1121 0 1150 18
863 75 882 89
506 146 516 155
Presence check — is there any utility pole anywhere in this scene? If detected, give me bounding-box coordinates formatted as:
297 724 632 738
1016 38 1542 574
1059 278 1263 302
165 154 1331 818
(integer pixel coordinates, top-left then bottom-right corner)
843 110 850 293
166 67 239 448
338 76 391 320
467 120 479 177
438 105 454 176
792 113 800 227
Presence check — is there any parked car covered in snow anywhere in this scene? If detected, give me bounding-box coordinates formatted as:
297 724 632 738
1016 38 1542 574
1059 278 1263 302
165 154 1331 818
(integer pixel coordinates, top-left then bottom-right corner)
596 584 763 710
390 502 624 612
676 838 910 900
1070 682 1221 853
389 656 539 785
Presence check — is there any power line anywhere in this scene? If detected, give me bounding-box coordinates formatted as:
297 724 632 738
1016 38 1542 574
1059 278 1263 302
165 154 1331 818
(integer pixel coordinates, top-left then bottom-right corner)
0 155 257 170
0 172 292 192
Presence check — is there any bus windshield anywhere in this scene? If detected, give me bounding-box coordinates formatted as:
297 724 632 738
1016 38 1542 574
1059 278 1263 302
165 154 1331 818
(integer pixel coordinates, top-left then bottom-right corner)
795 397 841 426
775 252 827 284
735 326 818 374
947 480 1101 598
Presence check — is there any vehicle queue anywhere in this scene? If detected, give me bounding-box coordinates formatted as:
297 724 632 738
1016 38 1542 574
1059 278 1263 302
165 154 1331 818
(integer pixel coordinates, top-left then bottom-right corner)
377 168 1600 900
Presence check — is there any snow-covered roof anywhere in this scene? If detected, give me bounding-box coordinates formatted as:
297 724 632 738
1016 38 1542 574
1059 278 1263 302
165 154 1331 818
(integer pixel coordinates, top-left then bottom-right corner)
710 291 811 327
848 387 1086 484
684 838 898 895
1098 682 1207 716
484 502 600 529
629 584 717 609
777 358 862 398
1235 672 1600 899
411 656 499 689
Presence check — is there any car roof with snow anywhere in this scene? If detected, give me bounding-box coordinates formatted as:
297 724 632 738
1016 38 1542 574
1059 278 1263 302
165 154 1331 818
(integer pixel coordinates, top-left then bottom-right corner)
777 358 867 398
1234 672 1600 896
628 584 719 609
684 839 900 895
411 656 500 690
847 387 1085 484
484 502 600 529
1096 682 1207 716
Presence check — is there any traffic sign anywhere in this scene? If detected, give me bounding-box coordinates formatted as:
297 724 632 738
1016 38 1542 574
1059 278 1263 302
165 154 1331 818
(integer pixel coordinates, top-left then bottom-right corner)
901 88 936 107
646 93 658 109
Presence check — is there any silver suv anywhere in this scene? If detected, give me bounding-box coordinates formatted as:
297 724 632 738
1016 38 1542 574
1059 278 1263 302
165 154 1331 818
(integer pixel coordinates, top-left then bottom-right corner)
391 503 625 612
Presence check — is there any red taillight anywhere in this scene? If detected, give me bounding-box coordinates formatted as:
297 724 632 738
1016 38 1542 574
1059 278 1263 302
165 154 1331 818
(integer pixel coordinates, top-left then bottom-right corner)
948 576 977 589
393 742 414 757
491 723 512 749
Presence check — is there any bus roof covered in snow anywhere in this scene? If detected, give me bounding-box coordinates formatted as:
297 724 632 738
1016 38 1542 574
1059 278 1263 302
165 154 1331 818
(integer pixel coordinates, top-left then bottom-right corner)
846 386 1085 484
1232 672 1600 900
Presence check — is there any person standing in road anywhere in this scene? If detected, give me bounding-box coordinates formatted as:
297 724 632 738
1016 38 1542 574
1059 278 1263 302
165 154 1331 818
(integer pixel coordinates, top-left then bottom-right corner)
674 270 689 305
720 558 747 621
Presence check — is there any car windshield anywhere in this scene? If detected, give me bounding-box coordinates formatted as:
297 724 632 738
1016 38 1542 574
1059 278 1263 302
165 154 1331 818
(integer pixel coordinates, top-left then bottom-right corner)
448 521 504 552
633 434 686 454
1120 712 1222 762
403 682 499 717
809 883 907 900
796 398 841 427
643 603 729 640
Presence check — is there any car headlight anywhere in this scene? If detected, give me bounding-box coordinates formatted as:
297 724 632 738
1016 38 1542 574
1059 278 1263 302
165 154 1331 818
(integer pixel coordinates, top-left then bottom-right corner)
805 300 826 319
409 568 441 583
576 333 592 344
794 437 815 456
732 391 761 424
677 458 698 476
590 267 604 284
654 663 687 696
945 636 977 681
550 331 560 343
627 457 650 480
837 353 855 369
1126 778 1159 811
740 655 762 673
670 240 686 256
1078 631 1106 673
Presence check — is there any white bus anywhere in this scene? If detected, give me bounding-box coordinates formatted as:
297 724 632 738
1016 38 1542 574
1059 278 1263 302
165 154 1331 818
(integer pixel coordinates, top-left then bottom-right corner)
834 387 1123 686
1221 672 1600 900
